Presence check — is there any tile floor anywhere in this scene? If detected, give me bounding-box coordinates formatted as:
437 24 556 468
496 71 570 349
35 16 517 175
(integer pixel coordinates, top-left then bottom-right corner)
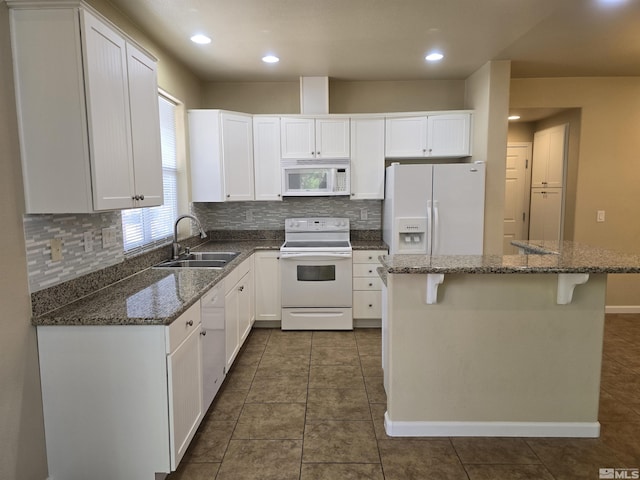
168 313 640 480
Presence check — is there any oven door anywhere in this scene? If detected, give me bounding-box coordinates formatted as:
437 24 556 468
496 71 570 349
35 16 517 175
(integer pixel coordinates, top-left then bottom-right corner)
280 252 353 308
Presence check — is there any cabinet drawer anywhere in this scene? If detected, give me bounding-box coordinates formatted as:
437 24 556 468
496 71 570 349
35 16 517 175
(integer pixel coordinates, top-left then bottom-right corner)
225 256 252 294
353 250 386 264
353 263 380 277
167 301 202 354
353 277 382 291
353 291 382 319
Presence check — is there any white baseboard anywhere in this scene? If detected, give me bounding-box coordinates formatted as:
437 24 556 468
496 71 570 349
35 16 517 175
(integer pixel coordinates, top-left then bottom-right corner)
605 305 640 314
384 412 600 438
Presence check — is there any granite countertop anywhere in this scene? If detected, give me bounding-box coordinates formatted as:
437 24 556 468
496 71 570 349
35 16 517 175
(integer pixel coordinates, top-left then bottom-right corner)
32 237 387 327
32 240 282 327
379 241 640 275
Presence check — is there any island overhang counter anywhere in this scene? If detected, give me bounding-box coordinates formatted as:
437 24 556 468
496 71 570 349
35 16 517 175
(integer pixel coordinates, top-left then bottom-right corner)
378 241 640 438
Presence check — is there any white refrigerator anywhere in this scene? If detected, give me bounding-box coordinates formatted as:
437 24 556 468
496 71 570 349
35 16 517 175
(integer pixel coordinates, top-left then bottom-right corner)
383 163 486 255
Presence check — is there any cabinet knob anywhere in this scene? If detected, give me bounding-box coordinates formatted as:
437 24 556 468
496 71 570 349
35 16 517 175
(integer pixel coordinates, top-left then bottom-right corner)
139 194 144 200
369 283 373 287
277 194 281 197
200 330 207 336
186 320 194 327
132 195 137 200
368 270 373 274
227 194 231 198
368 304 373 308
351 193 355 196
238 285 244 292
368 256 373 260
316 151 320 156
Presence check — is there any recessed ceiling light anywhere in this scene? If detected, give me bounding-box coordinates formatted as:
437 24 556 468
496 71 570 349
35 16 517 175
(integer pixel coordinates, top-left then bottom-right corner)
508 115 521 121
425 52 444 62
262 55 280 64
190 34 211 45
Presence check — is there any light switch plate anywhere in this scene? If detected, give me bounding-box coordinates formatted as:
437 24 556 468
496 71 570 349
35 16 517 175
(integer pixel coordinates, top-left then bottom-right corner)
102 227 117 248
50 238 63 262
597 210 605 223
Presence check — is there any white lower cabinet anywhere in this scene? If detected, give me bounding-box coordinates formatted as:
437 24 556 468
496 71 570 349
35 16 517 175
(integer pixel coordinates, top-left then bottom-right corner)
353 250 386 320
254 251 281 324
224 257 254 370
36 301 203 480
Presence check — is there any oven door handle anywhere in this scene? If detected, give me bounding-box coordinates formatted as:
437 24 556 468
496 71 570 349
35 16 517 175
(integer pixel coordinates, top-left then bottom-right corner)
280 252 352 260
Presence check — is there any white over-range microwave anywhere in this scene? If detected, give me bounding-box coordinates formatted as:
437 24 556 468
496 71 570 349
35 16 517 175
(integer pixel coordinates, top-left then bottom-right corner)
281 159 350 196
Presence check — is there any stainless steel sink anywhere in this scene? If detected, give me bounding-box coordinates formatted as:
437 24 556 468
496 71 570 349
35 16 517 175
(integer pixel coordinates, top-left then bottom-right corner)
154 251 240 269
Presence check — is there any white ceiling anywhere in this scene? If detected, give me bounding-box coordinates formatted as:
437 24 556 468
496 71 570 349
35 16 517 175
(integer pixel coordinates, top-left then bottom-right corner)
107 0 640 82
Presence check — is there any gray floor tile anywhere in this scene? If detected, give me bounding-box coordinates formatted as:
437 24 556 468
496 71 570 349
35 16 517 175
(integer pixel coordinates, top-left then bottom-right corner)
255 353 310 377
465 464 555 480
311 345 361 365
306 388 371 421
246 375 308 403
309 364 366 389
216 439 302 480
452 437 540 464
233 403 306 439
300 463 384 480
303 420 379 463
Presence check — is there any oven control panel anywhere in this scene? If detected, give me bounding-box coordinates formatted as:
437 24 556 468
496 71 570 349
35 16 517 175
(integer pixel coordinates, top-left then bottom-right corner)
285 217 349 232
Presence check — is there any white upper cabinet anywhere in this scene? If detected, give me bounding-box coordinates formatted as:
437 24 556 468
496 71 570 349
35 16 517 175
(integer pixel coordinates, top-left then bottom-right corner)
531 124 567 189
9 4 163 213
189 110 255 202
253 116 282 201
350 117 385 200
385 112 472 158
281 117 350 159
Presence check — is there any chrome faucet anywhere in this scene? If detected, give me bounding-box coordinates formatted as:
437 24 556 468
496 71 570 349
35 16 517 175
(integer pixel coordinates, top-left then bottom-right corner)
172 214 207 259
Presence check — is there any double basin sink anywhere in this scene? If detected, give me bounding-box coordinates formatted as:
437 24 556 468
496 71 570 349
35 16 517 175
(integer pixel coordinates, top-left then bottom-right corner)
155 251 240 269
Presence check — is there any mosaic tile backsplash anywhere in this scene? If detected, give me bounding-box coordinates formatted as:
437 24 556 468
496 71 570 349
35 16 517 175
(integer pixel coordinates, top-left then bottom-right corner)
24 197 382 293
191 197 382 231
24 212 124 292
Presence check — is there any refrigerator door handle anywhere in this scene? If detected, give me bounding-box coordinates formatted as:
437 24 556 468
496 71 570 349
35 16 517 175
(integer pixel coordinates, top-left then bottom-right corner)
433 200 440 254
426 200 433 255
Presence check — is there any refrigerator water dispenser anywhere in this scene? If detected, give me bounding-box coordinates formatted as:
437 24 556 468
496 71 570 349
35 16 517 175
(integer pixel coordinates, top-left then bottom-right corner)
396 218 427 253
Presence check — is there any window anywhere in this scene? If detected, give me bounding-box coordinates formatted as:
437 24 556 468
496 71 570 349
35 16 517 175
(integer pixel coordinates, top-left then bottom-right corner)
122 95 179 254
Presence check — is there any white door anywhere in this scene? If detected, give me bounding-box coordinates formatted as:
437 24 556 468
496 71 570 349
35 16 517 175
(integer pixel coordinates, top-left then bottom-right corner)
221 113 254 201
315 118 350 158
503 143 532 254
529 189 563 243
426 113 471 157
254 252 281 322
81 10 135 210
253 117 282 201
350 118 385 199
531 124 567 188
281 117 315 159
432 163 486 255
126 43 163 208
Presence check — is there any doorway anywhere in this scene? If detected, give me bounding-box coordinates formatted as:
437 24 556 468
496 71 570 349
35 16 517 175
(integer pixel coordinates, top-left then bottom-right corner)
503 143 532 254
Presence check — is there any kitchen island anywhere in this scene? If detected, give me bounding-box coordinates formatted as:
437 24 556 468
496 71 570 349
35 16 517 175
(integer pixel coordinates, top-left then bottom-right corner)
378 241 640 438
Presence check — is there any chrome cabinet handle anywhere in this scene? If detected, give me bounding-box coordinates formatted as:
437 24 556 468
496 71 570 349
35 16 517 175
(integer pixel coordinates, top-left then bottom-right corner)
139 194 144 200
238 285 244 292
200 330 207 336
186 320 194 327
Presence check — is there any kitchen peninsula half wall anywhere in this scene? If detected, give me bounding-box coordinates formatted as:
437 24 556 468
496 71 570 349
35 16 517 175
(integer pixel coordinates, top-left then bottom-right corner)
379 241 640 438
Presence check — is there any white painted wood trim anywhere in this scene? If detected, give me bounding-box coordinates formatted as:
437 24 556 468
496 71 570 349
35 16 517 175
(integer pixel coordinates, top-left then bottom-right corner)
425 273 445 304
557 273 589 304
605 305 640 314
384 412 600 438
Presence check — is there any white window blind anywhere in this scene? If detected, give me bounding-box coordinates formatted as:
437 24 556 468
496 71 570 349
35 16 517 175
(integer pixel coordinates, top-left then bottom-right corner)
122 95 179 255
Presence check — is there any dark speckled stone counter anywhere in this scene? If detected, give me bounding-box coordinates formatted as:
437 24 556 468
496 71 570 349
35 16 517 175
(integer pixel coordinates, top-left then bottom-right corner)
379 241 640 275
32 240 281 327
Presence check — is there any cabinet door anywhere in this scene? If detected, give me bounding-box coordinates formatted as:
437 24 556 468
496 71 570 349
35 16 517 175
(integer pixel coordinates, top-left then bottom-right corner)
529 189 563 243
238 271 252 343
126 43 163 208
531 129 551 188
225 287 240 371
254 252 281 322
221 113 255 201
426 113 471 157
350 118 385 199
253 117 283 201
281 117 315 159
385 117 428 157
316 118 350 158
546 125 567 188
81 10 135 210
167 325 203 469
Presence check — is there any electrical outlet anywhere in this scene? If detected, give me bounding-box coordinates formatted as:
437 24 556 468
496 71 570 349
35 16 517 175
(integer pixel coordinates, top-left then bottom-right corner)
597 210 606 223
360 208 368 221
102 227 117 248
84 231 93 252
50 238 63 262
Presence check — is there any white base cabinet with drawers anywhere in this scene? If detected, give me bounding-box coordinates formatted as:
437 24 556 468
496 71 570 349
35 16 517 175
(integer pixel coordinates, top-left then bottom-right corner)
353 250 386 322
224 256 254 370
36 302 203 480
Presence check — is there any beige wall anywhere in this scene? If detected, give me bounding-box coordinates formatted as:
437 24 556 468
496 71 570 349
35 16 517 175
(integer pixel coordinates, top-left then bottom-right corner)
465 60 511 255
511 78 640 307
200 79 466 114
0 4 48 479
507 122 535 143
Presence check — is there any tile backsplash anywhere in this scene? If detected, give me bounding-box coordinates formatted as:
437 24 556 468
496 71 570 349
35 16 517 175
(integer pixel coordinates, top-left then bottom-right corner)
192 197 382 231
24 197 382 294
24 212 123 293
